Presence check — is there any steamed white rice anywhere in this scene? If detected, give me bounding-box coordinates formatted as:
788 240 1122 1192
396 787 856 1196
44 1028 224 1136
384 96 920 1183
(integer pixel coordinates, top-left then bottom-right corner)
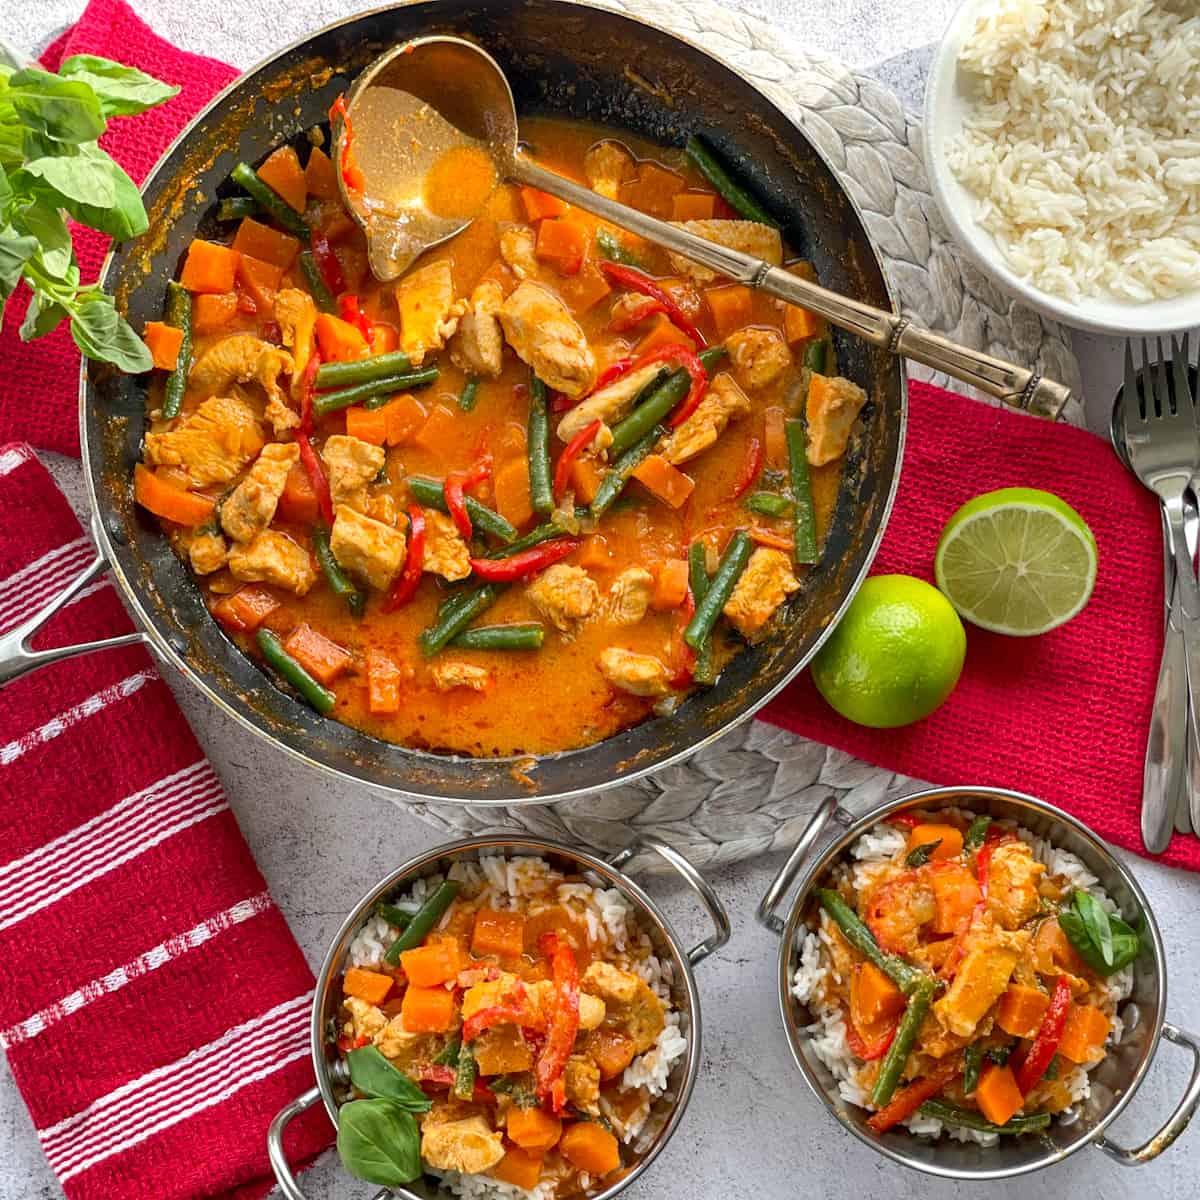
946 0 1200 303
791 814 1134 1144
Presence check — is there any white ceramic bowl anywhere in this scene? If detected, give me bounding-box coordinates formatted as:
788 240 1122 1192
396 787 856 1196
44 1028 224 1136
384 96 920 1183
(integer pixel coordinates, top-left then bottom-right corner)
923 0 1200 337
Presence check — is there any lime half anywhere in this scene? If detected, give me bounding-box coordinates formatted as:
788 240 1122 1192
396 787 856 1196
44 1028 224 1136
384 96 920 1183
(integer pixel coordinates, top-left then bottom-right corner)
934 488 1097 636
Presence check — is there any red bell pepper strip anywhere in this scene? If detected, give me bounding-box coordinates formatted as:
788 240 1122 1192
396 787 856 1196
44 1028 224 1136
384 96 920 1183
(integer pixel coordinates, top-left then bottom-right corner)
296 351 334 525
598 262 707 347
329 95 365 195
417 1065 497 1104
553 419 603 502
1015 975 1072 1094
445 459 491 540
469 538 580 582
383 505 426 612
609 298 668 332
338 293 373 342
866 1062 961 1134
626 342 709 430
846 1017 898 1062
731 436 764 499
534 932 580 1112
461 984 531 1042
311 229 346 296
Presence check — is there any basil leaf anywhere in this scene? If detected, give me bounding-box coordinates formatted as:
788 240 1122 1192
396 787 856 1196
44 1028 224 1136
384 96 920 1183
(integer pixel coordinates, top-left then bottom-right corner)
25 144 147 239
964 815 991 852
0 163 13 209
15 201 72 278
1058 890 1141 976
0 223 38 297
8 69 105 144
20 289 67 341
346 1045 431 1112
905 839 942 868
336 1099 422 1187
58 55 179 118
1077 891 1114 967
70 293 152 372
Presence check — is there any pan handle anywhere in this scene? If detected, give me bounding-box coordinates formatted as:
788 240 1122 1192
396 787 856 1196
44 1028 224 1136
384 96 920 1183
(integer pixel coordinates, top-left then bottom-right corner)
756 795 840 935
608 836 730 966
268 1086 390 1200
0 546 146 687
1094 1022 1200 1165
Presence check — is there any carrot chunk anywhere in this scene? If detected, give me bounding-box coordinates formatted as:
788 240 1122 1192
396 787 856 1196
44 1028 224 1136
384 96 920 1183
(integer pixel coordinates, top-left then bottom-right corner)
576 533 613 571
343 966 393 1006
996 985 1050 1040
651 559 689 610
560 259 612 313
384 394 429 447
704 284 754 337
401 984 456 1033
413 404 459 453
927 863 981 935
763 406 788 469
256 145 307 213
283 623 352 685
366 649 402 714
672 191 718 221
400 940 463 987
559 1122 620 1176
507 1107 563 1152
535 218 587 274
568 455 604 505
849 961 905 1029
636 311 694 355
976 1062 1024 1127
631 454 694 508
344 405 389 445
904 823 963 862
236 254 284 315
784 303 822 343
471 908 526 959
520 186 568 221
133 463 215 526
192 291 239 335
1058 1004 1110 1064
231 217 302 270
491 1147 543 1190
179 239 240 294
276 463 319 525
622 162 685 217
314 313 369 363
143 321 184 371
212 584 281 633
370 321 400 354
304 145 339 202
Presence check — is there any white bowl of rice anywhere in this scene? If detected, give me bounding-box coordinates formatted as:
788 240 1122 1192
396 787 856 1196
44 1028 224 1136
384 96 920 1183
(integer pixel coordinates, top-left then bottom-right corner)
923 0 1200 335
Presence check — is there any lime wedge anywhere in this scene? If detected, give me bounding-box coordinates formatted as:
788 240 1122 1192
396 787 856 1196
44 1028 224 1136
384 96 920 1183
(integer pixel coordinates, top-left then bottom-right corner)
934 487 1097 636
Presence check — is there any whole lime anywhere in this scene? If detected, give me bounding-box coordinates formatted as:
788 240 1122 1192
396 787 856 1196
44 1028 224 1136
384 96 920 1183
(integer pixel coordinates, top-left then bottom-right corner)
811 575 967 728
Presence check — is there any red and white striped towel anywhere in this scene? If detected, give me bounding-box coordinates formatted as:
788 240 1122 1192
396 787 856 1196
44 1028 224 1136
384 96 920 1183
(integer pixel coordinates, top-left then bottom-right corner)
0 442 333 1197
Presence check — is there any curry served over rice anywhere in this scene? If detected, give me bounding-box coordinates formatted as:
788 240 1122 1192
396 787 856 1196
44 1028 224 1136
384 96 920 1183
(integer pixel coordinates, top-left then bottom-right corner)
133 109 869 756
792 809 1139 1142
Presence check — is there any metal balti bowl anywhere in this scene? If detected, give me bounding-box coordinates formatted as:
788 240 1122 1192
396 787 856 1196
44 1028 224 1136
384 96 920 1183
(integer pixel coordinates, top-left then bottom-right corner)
756 786 1200 1180
268 833 731 1198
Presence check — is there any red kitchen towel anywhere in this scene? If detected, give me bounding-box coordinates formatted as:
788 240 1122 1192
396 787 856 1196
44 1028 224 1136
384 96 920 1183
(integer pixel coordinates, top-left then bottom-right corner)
0 0 236 457
761 379 1181 866
0 444 333 1195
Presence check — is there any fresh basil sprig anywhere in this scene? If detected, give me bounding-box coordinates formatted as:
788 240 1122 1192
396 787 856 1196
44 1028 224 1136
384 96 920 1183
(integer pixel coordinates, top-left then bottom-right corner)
346 1045 431 1112
904 839 942 868
0 54 178 371
337 1098 422 1187
1058 890 1140 976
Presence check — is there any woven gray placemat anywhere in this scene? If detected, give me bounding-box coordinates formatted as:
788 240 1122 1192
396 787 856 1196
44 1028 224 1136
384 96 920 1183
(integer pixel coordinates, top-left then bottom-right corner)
397 0 1084 867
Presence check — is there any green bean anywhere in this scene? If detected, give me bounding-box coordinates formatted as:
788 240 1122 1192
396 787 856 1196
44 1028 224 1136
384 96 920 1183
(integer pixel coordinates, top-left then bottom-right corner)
458 376 480 412
480 520 578 559
161 281 192 420
453 1042 477 1100
317 351 414 389
805 339 829 374
918 1100 1051 1136
871 977 936 1108
433 1036 461 1067
527 373 554 515
383 880 462 965
419 585 500 657
230 161 310 238
607 346 727 459
745 492 791 518
688 541 716 686
313 526 364 616
964 815 992 852
406 477 517 543
815 889 925 996
255 628 335 714
217 195 258 222
590 426 664 517
963 1043 984 1096
450 623 546 651
684 135 779 228
684 530 751 651
785 419 818 565
298 250 336 314
313 369 439 418
596 228 644 267
377 903 413 929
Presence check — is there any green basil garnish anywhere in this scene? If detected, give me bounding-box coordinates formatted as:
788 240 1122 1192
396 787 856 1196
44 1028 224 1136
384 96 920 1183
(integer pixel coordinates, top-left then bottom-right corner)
964 815 991 852
336 1098 422 1187
905 839 942 868
490 1073 538 1108
1057 890 1140 976
346 1045 431 1112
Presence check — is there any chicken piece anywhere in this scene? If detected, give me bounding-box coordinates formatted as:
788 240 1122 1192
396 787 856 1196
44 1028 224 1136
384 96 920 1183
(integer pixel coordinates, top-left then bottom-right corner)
189 334 298 435
556 361 663 447
473 1024 533 1076
584 140 636 200
421 1116 505 1175
499 225 538 280
227 530 315 595
565 1055 601 1115
220 442 299 543
726 327 792 391
527 563 599 632
668 219 783 285
450 279 505 378
581 961 666 1054
377 1018 438 1069
144 395 265 487
807 374 868 467
608 567 654 625
423 509 472 582
499 281 597 399
915 1011 980 1060
343 996 388 1044
933 918 1032 1038
986 842 1047 931
275 288 317 403
431 661 490 692
658 373 752 466
321 434 386 511
330 504 407 592
188 530 227 575
579 992 606 1032
722 547 800 640
598 647 672 699
367 493 398 527
394 260 466 366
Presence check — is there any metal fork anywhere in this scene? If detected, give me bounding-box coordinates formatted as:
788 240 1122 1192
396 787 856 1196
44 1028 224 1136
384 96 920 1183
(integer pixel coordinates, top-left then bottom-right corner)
1119 338 1200 851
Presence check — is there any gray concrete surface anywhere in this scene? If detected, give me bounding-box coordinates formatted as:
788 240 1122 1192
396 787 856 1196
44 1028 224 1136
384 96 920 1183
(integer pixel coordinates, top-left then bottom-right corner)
3 1 1200 1197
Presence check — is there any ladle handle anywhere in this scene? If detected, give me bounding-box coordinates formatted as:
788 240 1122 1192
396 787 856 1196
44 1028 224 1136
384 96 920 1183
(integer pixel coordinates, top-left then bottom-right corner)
513 159 1070 420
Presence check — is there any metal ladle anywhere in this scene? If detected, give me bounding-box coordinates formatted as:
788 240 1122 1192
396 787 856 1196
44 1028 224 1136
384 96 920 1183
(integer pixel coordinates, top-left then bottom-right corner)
336 35 1070 419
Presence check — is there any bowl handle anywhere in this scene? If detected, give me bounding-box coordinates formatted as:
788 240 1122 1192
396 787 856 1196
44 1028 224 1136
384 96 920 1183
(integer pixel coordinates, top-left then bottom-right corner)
1095 1022 1200 1165
608 835 731 966
756 795 840 935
